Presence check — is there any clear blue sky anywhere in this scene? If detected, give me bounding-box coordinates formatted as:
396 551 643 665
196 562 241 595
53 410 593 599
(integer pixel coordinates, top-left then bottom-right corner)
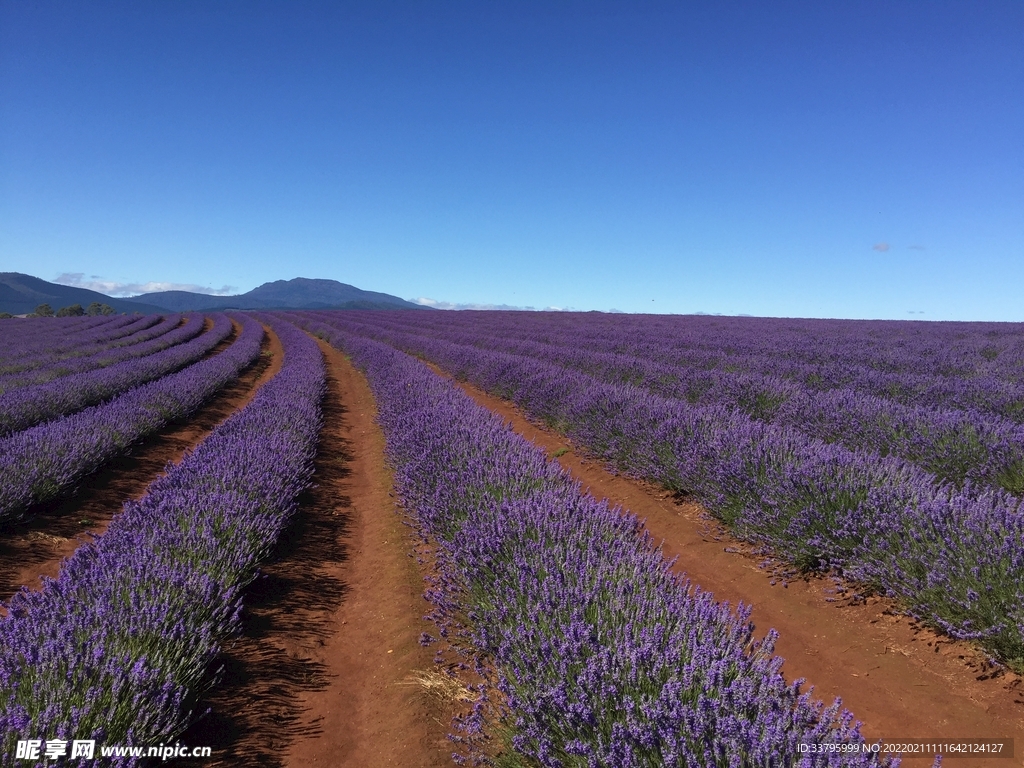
1 1 1021 319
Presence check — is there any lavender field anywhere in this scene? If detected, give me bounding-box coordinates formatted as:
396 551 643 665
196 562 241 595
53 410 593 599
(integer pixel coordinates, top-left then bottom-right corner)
2 310 1020 766
300 310 1024 671
296 314 901 767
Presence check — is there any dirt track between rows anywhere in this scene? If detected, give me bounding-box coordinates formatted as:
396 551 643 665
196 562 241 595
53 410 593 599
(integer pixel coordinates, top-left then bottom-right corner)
183 336 453 767
440 370 1024 765
0 320 279 608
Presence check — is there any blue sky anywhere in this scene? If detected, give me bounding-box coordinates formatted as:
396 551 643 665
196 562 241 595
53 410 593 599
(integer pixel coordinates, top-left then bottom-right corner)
1 1 1021 319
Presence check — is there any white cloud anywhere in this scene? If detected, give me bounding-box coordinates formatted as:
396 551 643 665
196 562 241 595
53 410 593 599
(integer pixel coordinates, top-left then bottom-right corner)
55 273 237 297
872 242 890 252
412 297 571 312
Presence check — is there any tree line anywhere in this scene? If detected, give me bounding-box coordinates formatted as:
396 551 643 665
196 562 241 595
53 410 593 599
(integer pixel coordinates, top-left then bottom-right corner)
0 303 123 319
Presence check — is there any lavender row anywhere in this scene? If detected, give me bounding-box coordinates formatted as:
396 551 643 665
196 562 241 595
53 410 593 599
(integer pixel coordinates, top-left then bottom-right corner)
382 310 1024 383
300 317 894 768
0 316 324 766
0 316 129 360
357 311 1024 420
0 314 189 393
0 314 232 438
4 314 163 365
0 315 158 372
0 314 181 393
0 315 264 523
335 316 1024 494
306 312 1024 669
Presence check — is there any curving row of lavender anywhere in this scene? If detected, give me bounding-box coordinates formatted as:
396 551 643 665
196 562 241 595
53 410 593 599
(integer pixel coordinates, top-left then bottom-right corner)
300 311 1024 670
0 314 234 438
0 313 192 393
0 315 160 373
0 315 264 524
334 315 1024 493
298 316 895 768
2 314 165 363
355 311 1024 420
0 316 324 766
0 315 135 359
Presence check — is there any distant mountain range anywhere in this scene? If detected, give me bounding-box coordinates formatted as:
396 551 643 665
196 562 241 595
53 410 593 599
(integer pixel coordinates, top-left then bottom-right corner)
0 274 428 315
0 273 168 315
124 277 426 312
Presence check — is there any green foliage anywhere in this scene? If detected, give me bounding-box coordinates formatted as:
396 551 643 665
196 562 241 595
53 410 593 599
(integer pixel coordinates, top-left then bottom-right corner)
683 379 713 404
793 551 822 573
1004 400 1024 421
56 304 85 317
737 389 788 421
994 460 1024 495
33 303 54 317
86 302 116 316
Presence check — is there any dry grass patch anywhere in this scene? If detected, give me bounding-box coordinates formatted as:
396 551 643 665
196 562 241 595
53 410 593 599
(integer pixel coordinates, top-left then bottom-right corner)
400 669 476 703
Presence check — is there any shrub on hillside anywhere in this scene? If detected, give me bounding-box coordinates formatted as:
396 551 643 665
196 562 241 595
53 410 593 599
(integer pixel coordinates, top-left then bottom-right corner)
86 302 116 316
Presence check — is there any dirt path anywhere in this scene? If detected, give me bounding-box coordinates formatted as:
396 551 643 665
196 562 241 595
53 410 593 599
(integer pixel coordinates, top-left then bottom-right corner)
443 373 1024 764
0 322 281 608
182 337 453 767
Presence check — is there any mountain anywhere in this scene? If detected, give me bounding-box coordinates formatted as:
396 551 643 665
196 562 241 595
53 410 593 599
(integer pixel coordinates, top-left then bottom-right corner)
0 273 167 315
123 277 427 312
0 274 427 316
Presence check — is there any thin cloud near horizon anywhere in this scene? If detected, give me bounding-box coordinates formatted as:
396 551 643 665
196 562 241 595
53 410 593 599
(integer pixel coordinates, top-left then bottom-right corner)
412 297 571 312
55 272 237 297
872 242 890 252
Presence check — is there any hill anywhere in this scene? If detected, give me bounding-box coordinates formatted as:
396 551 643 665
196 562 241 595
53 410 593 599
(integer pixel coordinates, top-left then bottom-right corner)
0 274 429 315
0 273 167 315
123 277 427 312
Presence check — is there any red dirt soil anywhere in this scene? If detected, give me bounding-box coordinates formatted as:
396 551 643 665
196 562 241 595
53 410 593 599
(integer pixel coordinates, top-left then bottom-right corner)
0 321 280 609
443 372 1024 765
181 338 453 767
